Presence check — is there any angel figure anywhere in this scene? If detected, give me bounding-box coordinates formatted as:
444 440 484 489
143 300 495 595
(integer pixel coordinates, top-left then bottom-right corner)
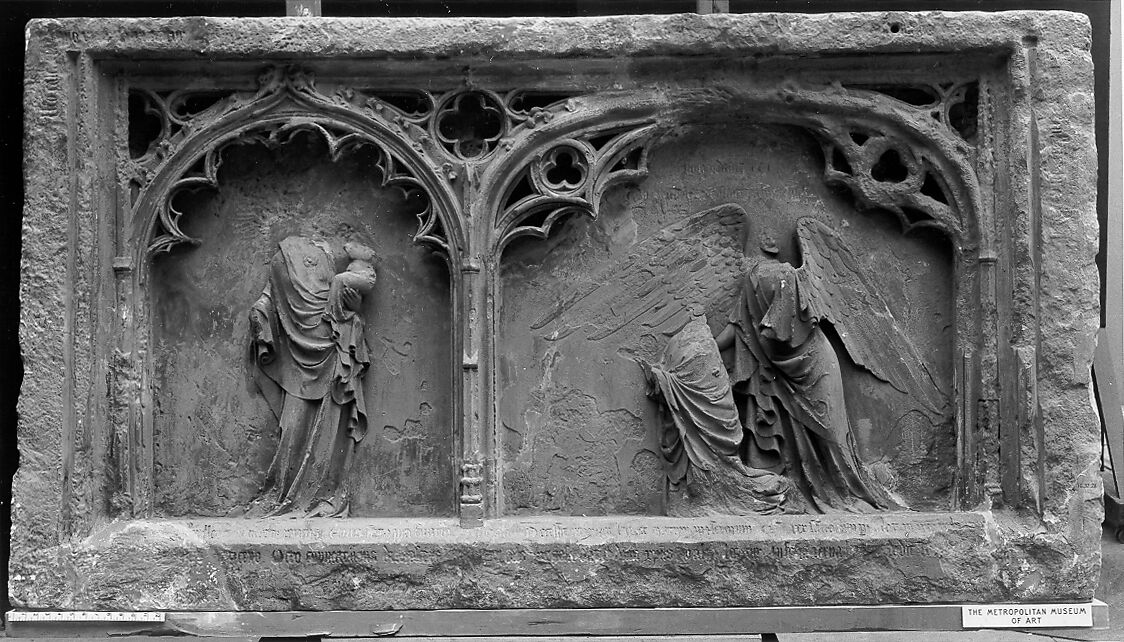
707 216 946 513
527 202 944 514
245 236 378 518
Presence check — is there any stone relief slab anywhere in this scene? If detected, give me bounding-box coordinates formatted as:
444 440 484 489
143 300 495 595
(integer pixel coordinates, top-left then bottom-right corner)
150 134 454 518
14 12 1099 611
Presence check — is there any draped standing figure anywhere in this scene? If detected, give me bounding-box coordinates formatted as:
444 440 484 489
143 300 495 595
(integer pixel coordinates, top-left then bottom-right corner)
646 213 948 514
714 256 896 512
247 236 377 517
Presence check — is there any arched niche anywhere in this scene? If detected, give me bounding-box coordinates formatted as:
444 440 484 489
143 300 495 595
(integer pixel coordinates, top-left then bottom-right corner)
123 73 464 518
482 84 980 516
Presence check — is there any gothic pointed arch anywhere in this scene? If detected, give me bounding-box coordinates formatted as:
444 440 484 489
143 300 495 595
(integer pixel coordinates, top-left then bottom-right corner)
478 83 981 256
476 92 665 254
126 66 467 277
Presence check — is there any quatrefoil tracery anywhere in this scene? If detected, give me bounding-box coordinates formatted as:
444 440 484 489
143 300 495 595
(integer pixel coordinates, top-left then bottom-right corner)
434 91 507 160
127 68 593 265
128 66 978 268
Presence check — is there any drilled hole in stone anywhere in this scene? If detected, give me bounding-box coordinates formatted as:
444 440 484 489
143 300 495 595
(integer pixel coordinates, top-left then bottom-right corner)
889 22 902 33
920 172 949 205
128 91 163 159
871 149 909 183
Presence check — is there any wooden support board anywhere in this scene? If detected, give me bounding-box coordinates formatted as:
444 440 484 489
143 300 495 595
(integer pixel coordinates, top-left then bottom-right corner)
4 602 1109 638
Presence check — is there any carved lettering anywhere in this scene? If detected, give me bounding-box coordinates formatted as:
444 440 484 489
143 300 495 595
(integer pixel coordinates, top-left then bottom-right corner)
271 549 302 563
220 550 262 564
40 73 61 118
250 538 928 569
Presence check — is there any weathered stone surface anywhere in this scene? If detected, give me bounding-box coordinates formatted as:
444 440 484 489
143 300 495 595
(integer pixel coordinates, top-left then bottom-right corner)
14 12 1099 613
2 514 1053 610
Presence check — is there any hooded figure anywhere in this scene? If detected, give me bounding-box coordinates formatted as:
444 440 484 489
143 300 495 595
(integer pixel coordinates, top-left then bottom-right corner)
644 317 790 516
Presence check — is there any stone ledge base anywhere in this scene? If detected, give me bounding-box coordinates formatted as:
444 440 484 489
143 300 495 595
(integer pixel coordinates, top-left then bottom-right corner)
7 512 1097 611
3 601 1109 638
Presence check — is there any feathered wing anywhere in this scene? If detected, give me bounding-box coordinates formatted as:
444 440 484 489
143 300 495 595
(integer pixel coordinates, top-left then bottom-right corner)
530 203 752 350
794 217 949 416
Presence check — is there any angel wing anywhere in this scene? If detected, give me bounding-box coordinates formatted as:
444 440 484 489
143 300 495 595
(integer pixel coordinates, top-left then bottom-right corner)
794 217 949 415
530 203 752 348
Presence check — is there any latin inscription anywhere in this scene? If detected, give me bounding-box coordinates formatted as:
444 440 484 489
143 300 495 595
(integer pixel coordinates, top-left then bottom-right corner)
635 153 824 225
217 538 930 569
192 517 962 544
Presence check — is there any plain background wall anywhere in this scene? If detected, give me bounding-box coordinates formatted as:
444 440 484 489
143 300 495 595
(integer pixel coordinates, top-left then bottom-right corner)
0 0 1114 617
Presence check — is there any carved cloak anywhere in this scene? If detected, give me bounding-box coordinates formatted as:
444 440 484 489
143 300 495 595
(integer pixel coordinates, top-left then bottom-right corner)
646 317 788 515
248 236 371 517
728 260 898 513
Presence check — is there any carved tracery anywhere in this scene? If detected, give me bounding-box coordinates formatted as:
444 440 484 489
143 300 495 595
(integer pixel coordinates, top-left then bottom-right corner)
816 122 959 233
150 123 441 256
845 81 980 144
492 123 659 250
682 83 978 242
123 64 985 520
126 66 465 263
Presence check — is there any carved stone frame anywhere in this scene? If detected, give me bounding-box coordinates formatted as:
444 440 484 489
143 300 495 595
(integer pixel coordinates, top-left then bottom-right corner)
14 13 1100 610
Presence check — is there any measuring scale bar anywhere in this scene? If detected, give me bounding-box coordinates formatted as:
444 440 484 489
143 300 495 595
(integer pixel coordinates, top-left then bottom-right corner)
6 611 166 622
